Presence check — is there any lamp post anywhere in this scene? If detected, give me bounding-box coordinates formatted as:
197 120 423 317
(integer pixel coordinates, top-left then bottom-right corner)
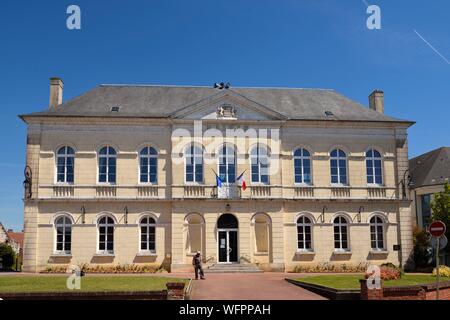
401 169 414 199
81 205 86 224
124 206 128 224
357 206 364 223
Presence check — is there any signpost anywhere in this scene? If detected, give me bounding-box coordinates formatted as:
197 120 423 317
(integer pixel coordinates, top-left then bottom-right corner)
428 220 447 300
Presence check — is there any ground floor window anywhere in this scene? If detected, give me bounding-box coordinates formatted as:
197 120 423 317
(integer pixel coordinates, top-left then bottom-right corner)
140 216 156 252
98 216 115 254
297 216 312 251
333 216 349 251
370 216 385 250
55 215 72 254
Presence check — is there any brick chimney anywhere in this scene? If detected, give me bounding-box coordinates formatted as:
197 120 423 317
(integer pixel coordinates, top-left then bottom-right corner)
369 89 384 114
49 77 64 108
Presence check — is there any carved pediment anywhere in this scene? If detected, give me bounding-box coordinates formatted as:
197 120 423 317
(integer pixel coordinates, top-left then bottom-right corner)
170 91 286 121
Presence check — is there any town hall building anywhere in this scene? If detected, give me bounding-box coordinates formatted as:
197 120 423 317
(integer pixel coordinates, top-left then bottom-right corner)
20 78 415 272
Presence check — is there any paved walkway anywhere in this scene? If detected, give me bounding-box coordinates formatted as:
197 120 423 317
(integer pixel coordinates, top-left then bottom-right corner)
190 273 326 300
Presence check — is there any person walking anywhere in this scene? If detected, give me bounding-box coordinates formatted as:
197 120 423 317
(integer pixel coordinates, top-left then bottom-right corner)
192 251 205 280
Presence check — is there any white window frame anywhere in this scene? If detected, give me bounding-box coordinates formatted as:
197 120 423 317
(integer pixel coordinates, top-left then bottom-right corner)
293 148 312 185
250 144 270 185
184 144 204 184
370 216 386 251
139 146 158 184
54 215 72 255
366 149 383 186
296 216 313 252
98 146 117 184
97 216 115 255
218 144 236 184
139 216 156 253
330 149 348 186
55 146 75 184
333 216 350 252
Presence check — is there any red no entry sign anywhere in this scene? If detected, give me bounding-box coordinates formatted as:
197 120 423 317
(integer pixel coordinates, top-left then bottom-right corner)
429 221 446 237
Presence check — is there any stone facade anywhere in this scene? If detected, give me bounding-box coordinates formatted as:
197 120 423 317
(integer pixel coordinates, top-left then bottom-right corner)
20 82 415 272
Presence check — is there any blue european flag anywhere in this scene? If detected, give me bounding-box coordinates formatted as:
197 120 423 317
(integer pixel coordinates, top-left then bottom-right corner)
216 174 223 188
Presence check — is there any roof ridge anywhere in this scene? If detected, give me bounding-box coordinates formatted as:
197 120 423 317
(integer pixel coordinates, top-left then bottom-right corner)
99 84 335 91
410 146 450 161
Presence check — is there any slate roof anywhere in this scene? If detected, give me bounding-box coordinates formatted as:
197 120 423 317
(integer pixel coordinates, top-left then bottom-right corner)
20 84 412 123
410 147 450 188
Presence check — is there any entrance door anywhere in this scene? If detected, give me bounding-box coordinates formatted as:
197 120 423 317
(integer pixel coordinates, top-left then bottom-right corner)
218 229 238 263
217 214 239 263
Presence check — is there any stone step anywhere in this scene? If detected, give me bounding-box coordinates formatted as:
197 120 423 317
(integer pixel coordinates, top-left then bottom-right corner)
205 264 263 273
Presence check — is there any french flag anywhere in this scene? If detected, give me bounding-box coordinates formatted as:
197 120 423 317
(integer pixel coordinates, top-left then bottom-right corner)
237 171 247 191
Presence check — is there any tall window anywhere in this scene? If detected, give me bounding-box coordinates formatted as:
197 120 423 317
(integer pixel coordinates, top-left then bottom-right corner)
98 146 117 183
98 216 115 254
140 147 158 183
297 216 312 251
294 148 312 184
251 144 269 184
333 216 349 251
140 217 156 252
370 216 385 250
185 144 203 183
366 149 383 185
56 146 75 183
330 149 347 185
55 215 72 254
218 145 236 183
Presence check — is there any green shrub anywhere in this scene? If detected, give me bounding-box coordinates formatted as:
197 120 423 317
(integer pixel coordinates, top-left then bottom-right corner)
413 227 432 269
0 243 16 271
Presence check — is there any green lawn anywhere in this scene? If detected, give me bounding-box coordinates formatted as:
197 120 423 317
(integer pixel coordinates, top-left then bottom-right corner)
296 274 438 290
0 276 189 293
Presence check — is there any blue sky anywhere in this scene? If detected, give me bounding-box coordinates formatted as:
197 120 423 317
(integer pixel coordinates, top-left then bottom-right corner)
0 0 449 230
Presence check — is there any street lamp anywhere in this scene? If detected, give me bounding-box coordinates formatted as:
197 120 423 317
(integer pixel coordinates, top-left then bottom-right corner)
401 169 414 199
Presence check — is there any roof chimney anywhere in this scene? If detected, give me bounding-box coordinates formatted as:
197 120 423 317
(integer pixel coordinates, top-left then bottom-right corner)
49 77 63 108
369 89 384 114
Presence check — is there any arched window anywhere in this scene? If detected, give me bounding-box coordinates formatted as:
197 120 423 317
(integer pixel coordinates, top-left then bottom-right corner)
333 216 349 251
296 216 313 251
55 215 72 254
98 147 117 183
140 216 156 252
218 145 236 183
370 216 385 250
366 149 383 185
250 144 269 184
294 148 312 185
139 147 158 183
185 144 203 183
330 149 347 185
56 146 75 183
98 216 115 254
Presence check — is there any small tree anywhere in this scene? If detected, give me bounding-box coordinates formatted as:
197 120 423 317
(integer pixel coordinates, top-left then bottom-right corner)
430 182 450 253
0 243 16 271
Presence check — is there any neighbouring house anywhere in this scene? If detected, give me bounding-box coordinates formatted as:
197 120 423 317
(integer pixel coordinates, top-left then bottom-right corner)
19 78 415 272
0 223 8 244
0 223 24 270
6 230 24 255
410 147 450 229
